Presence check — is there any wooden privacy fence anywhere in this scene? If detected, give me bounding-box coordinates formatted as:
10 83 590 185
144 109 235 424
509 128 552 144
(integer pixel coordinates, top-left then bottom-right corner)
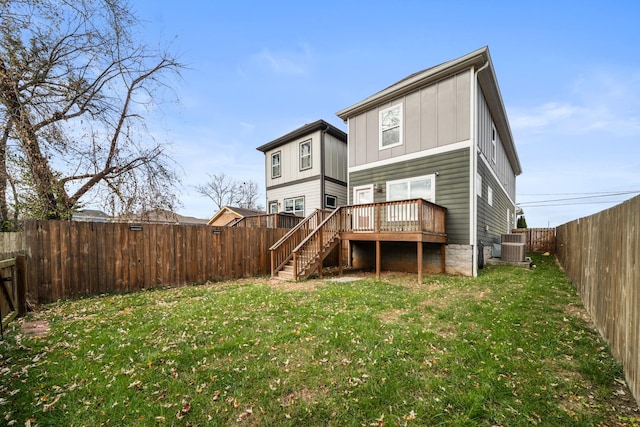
0 256 26 334
22 220 288 304
511 228 556 253
556 195 640 406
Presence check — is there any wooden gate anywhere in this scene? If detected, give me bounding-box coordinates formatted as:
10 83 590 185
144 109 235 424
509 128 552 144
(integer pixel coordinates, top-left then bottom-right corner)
0 256 25 335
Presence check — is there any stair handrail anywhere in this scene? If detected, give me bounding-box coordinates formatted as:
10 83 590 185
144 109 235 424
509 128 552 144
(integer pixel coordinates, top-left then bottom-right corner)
269 209 332 277
289 207 343 279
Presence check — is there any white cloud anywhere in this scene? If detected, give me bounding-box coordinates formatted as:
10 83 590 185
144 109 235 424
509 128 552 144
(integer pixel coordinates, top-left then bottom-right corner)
252 44 313 75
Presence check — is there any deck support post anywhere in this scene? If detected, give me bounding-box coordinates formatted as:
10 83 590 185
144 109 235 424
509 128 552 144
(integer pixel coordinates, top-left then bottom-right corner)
338 239 343 277
441 244 446 273
417 241 423 285
375 240 381 279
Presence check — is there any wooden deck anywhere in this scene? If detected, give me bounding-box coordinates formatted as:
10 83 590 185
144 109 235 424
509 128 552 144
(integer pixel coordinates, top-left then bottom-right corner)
270 199 447 282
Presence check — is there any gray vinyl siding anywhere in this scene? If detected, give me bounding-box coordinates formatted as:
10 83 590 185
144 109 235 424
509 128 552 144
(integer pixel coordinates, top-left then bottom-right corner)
348 71 471 168
324 133 348 183
349 148 470 244
477 89 516 199
477 157 515 245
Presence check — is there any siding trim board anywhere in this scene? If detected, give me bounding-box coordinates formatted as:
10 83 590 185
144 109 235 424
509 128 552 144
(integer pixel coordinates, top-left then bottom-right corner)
348 140 471 173
266 175 347 191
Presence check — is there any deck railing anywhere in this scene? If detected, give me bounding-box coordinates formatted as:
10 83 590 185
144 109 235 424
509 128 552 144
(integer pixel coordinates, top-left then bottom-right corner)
341 198 446 235
269 209 333 276
291 208 343 279
231 213 303 229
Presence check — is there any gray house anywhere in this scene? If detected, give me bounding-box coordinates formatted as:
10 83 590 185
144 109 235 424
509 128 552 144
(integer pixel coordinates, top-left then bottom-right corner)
256 120 348 217
336 46 522 276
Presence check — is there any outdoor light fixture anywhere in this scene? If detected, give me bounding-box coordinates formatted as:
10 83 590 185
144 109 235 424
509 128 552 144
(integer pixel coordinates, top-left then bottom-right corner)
212 228 222 235
373 183 383 192
129 224 142 231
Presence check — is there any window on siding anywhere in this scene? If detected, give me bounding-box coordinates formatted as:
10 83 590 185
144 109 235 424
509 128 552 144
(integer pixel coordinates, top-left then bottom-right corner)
284 196 305 217
476 173 482 197
386 174 435 202
300 139 312 170
488 186 493 207
325 194 337 209
491 124 497 163
271 151 281 178
379 104 403 149
385 175 435 221
268 201 278 214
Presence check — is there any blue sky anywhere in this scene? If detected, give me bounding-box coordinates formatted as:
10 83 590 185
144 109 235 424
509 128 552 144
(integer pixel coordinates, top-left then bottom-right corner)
132 1 640 227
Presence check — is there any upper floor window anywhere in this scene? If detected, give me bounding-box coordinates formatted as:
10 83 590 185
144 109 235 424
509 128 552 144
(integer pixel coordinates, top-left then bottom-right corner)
379 104 403 149
476 173 482 197
488 186 493 206
491 124 497 163
271 151 281 178
300 139 312 170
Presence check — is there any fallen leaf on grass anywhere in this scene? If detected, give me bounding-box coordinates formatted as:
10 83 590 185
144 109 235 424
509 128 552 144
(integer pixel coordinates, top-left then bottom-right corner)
127 380 142 389
237 407 253 421
176 400 191 420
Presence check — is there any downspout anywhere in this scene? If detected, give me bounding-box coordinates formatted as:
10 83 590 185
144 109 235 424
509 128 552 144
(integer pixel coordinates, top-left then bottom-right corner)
472 60 489 277
321 124 329 209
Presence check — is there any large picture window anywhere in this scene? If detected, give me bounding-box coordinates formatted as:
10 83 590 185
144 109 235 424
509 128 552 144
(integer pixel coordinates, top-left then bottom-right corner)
271 151 281 178
284 196 305 217
386 174 435 221
300 139 312 170
379 104 403 149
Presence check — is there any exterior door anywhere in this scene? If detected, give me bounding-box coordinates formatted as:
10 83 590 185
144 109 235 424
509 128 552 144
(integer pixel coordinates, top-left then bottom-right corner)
353 185 374 230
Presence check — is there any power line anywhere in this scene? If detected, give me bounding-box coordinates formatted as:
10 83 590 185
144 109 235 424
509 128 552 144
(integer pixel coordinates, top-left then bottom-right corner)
518 190 640 206
519 200 626 208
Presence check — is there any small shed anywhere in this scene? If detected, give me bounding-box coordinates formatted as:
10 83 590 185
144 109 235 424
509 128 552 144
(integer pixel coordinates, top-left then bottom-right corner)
207 206 265 227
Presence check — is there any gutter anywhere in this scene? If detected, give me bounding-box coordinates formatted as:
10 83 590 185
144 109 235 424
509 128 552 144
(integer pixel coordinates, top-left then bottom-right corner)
472 60 490 277
321 124 329 208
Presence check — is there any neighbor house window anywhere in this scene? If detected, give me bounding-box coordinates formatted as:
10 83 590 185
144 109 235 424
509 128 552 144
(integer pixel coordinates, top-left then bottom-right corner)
268 201 278 214
488 186 494 207
284 196 305 217
300 139 312 170
491 124 497 163
271 151 281 178
379 104 403 149
325 194 337 209
386 174 435 221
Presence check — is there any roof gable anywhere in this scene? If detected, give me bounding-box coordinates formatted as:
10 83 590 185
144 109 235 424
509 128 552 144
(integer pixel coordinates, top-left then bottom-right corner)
256 119 346 153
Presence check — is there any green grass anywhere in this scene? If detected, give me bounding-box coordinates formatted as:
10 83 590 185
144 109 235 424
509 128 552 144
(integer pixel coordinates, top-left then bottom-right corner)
1 255 639 426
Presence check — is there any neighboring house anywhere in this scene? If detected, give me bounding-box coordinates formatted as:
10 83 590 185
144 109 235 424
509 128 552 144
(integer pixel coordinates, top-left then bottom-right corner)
335 46 522 276
207 206 265 227
72 209 111 222
256 119 347 217
118 209 209 225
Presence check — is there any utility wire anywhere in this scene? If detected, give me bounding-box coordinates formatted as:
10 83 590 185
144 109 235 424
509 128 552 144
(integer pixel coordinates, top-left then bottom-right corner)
518 190 639 206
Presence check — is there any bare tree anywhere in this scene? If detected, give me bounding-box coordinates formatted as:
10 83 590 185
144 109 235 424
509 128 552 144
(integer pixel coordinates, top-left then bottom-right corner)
195 173 262 211
0 0 183 223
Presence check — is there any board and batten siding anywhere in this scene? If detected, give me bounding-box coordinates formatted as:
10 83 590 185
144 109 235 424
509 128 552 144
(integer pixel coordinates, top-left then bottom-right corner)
477 157 516 245
324 132 348 183
477 88 516 200
348 70 471 169
349 148 470 245
264 129 322 188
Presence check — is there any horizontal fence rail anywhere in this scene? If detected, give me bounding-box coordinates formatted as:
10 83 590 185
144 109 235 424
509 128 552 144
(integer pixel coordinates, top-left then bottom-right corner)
22 220 288 304
556 195 640 406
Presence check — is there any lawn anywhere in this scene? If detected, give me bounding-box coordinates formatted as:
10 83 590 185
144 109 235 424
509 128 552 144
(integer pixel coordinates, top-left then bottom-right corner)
1 255 639 426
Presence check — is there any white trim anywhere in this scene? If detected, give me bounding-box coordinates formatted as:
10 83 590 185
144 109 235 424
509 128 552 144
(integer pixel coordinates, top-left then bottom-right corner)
353 184 374 204
379 104 403 150
348 140 471 173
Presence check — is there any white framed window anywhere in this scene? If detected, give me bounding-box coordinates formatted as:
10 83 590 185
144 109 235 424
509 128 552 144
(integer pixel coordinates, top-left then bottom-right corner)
476 173 482 197
491 124 497 163
271 151 281 178
386 174 435 221
325 194 337 209
488 186 493 207
284 196 305 217
379 104 403 149
268 201 278 214
386 174 435 203
300 139 312 170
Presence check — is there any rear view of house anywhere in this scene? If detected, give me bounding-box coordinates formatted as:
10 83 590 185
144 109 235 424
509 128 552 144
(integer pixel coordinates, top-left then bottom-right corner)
256 120 347 217
336 46 522 276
